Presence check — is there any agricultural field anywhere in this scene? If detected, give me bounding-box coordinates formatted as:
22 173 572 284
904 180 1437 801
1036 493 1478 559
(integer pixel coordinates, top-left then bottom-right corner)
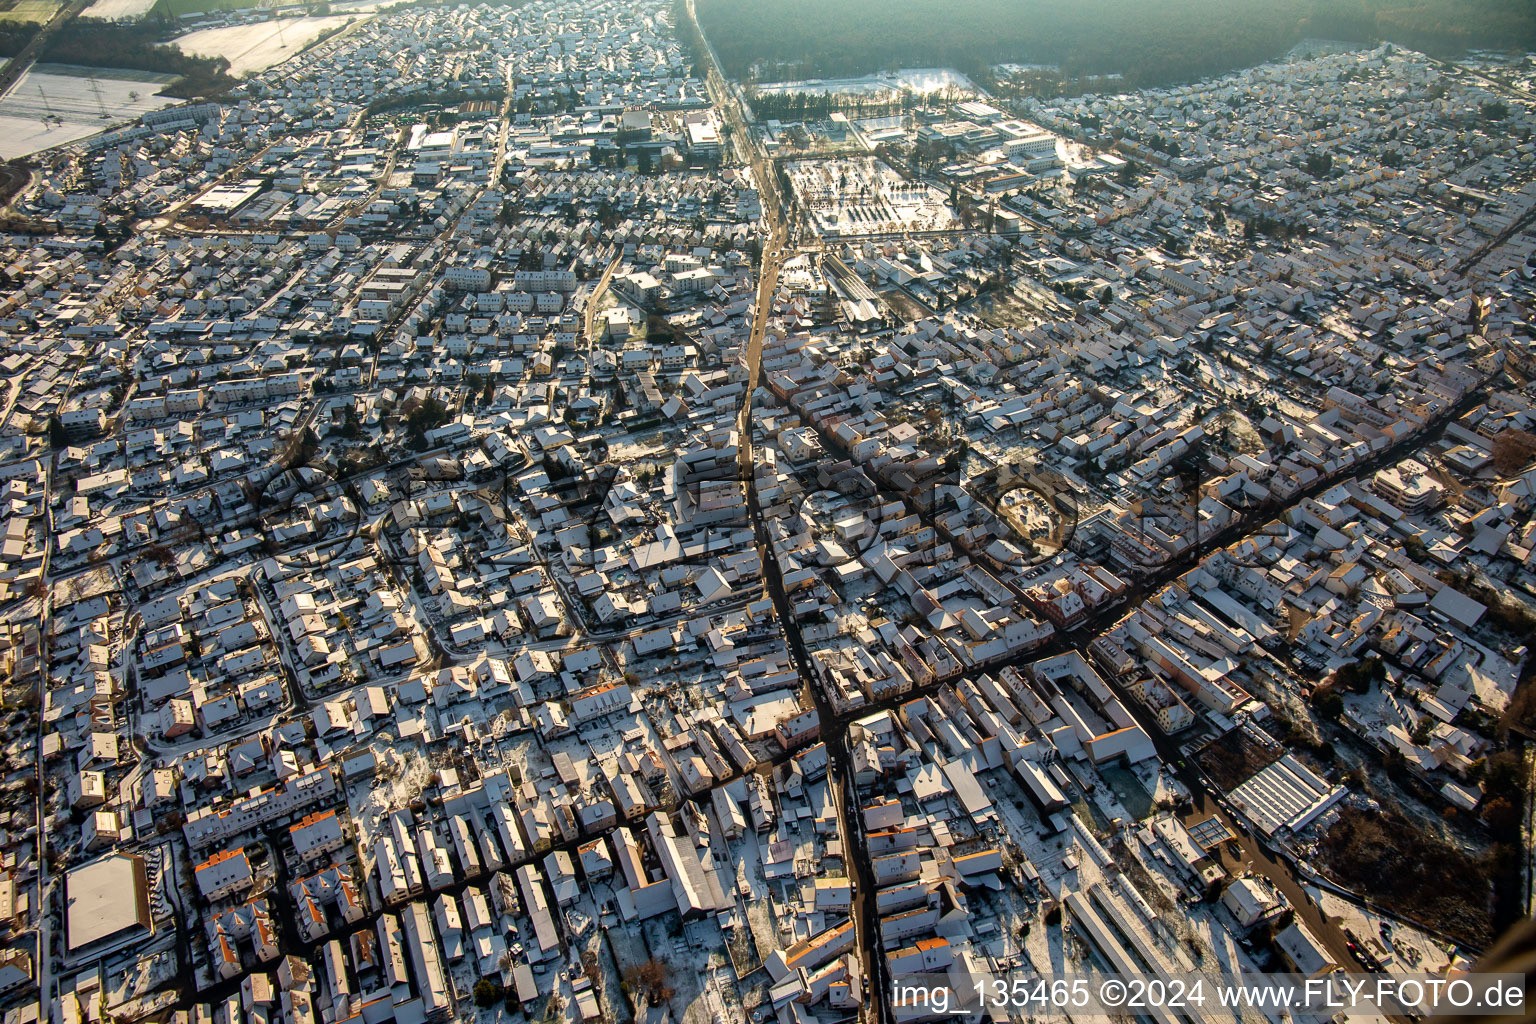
0 0 62 23
0 63 177 158
79 0 159 20
149 0 257 18
172 14 355 75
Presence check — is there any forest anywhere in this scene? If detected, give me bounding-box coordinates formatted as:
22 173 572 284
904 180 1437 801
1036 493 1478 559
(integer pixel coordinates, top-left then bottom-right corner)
695 0 1536 90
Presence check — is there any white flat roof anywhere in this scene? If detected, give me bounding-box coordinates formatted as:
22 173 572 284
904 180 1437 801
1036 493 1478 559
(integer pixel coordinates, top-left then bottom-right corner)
66 853 152 951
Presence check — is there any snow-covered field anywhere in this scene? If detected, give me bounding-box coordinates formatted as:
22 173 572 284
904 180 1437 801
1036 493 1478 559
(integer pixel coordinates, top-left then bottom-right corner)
754 66 974 99
79 0 157 20
0 0 62 24
0 63 178 158
173 14 355 75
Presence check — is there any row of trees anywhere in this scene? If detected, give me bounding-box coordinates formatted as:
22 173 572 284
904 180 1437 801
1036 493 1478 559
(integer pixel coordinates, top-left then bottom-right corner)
747 88 908 123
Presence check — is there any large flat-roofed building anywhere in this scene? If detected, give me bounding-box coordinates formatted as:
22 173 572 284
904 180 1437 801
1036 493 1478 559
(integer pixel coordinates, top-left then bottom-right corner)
617 109 652 143
1372 459 1444 515
191 180 265 219
66 853 153 956
685 116 722 156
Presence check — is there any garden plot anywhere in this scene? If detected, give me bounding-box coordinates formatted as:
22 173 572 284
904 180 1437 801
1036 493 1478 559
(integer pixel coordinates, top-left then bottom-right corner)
0 63 178 158
173 14 354 75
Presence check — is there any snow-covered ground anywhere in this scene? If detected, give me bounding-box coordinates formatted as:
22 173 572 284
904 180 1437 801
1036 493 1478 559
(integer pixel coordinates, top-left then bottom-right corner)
0 0 62 24
173 15 356 75
755 67 975 100
80 0 157 20
1313 889 1456 974
0 63 177 158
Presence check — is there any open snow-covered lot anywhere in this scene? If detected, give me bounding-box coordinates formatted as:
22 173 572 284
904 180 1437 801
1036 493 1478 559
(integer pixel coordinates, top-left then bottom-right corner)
172 15 357 75
0 0 63 23
79 0 159 20
0 63 177 158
